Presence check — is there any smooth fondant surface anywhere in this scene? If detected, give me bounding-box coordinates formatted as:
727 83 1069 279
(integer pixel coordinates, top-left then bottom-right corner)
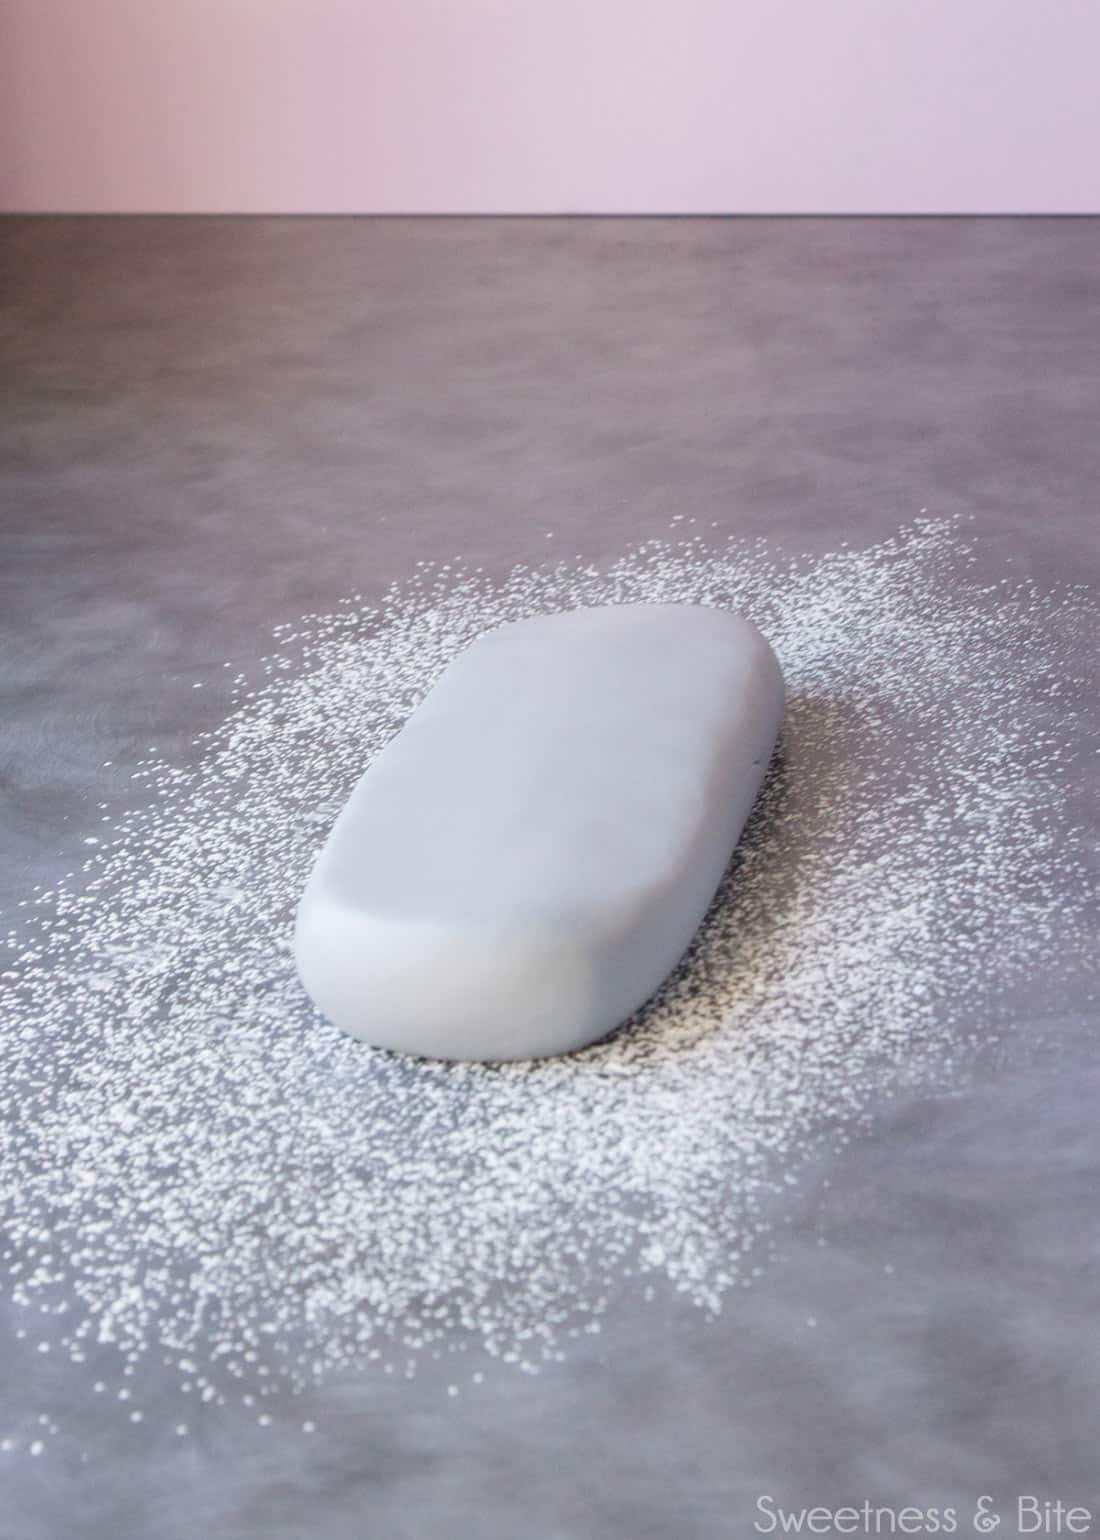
295 603 784 1060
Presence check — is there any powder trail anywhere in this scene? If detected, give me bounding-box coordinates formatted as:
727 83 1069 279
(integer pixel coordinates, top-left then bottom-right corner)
0 518 1093 1416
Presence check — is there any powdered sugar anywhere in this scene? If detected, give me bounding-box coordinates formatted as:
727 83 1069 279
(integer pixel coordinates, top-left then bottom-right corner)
0 517 1093 1427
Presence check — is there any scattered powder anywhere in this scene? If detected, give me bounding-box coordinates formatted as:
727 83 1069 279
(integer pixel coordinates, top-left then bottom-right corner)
0 518 1094 1420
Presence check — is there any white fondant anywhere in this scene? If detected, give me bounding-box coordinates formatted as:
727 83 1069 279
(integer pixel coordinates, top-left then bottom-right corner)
295 603 783 1060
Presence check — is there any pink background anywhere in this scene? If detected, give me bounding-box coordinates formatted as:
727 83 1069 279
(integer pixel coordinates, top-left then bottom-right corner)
4 0 1100 213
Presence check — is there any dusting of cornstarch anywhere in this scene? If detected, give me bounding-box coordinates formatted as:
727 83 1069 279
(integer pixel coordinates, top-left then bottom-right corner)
0 518 1094 1433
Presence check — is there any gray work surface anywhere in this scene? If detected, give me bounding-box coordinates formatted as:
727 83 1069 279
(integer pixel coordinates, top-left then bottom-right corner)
2 217 1098 1538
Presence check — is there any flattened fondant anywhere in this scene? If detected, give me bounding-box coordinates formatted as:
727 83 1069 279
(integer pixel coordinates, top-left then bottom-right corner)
295 603 783 1061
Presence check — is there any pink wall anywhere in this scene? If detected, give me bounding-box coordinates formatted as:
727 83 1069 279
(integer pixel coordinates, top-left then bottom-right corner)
4 0 1100 213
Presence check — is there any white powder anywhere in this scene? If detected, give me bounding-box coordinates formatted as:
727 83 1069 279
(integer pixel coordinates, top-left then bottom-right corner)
0 518 1093 1421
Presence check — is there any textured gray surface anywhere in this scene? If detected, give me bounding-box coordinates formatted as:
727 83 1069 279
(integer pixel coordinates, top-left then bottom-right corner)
1 217 1098 1537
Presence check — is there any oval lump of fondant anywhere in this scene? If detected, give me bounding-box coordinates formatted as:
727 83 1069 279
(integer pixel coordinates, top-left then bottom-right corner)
294 603 783 1061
